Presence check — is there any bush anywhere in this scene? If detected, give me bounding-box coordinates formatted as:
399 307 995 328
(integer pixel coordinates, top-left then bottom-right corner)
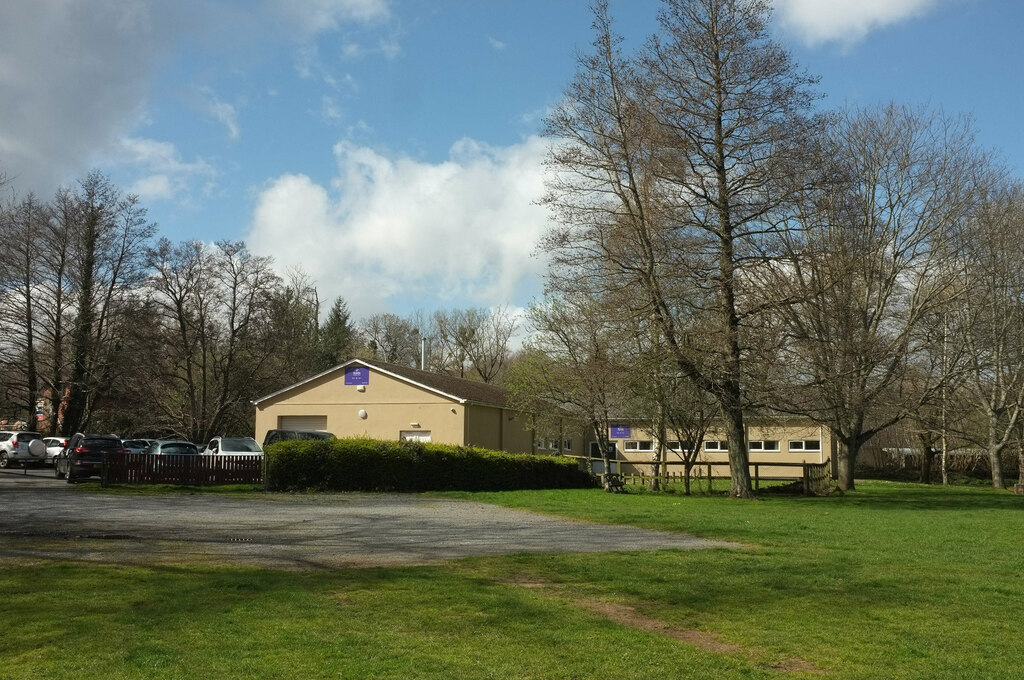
265 437 598 492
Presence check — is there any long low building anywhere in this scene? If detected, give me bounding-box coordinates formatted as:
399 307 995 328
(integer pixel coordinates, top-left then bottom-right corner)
255 359 835 480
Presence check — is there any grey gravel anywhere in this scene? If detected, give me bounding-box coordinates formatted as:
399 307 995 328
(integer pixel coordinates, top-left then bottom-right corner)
0 468 738 568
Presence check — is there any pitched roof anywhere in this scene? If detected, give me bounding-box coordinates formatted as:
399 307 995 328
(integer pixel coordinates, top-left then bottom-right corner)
253 358 508 407
358 358 508 407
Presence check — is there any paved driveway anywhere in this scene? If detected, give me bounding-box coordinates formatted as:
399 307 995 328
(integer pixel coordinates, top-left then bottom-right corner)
0 468 737 568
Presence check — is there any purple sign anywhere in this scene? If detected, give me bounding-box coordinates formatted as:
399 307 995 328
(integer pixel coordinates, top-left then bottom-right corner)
344 366 369 385
610 425 630 439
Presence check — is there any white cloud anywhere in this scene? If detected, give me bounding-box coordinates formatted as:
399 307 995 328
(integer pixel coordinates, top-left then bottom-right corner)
774 0 942 46
247 136 552 319
488 36 507 51
111 136 216 202
207 97 241 140
266 0 390 37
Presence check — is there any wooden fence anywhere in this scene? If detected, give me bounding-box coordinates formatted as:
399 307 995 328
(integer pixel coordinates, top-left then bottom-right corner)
102 453 264 486
567 456 833 495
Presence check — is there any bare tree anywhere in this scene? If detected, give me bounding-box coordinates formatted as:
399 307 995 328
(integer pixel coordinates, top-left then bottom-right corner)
766 105 990 490
145 239 280 441
0 193 46 426
506 293 626 487
948 185 1024 488
542 0 819 497
430 307 517 383
358 313 420 366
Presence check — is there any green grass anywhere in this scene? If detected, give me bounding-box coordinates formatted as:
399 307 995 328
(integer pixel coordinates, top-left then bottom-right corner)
82 482 264 495
2 482 1022 679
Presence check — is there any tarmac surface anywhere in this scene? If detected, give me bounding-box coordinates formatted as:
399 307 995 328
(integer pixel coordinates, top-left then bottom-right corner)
0 467 738 569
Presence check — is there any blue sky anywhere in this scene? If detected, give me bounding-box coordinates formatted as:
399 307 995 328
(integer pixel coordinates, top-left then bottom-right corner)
1 0 1021 320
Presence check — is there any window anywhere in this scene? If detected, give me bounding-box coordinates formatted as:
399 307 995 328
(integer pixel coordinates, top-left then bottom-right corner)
667 441 680 452
804 440 821 451
704 440 728 451
589 442 617 459
535 439 546 450
401 431 432 443
547 439 562 450
749 440 779 451
624 440 654 452
788 440 804 451
562 439 572 451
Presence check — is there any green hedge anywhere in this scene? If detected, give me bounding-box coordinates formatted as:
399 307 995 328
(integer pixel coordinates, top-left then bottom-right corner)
264 437 598 492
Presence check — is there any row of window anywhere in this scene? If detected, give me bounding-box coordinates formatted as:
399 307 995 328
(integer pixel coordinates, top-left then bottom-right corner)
536 439 572 451
704 439 820 452
618 439 821 452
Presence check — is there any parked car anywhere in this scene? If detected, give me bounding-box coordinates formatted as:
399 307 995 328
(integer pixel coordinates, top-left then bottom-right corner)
201 436 264 456
262 429 335 446
145 440 200 470
123 438 160 454
145 440 200 457
54 433 128 482
0 431 45 468
42 437 68 465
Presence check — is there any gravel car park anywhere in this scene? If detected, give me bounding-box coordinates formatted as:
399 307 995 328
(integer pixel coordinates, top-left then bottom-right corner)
0 470 736 568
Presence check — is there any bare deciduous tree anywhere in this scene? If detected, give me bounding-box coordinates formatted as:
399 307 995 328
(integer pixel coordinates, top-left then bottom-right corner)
766 105 990 490
542 0 819 497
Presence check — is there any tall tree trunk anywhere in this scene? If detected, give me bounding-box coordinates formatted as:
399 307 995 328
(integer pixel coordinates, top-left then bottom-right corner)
63 216 98 435
837 436 859 491
722 400 753 498
917 434 934 484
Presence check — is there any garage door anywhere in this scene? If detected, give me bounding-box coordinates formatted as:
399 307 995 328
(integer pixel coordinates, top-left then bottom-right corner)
278 415 328 431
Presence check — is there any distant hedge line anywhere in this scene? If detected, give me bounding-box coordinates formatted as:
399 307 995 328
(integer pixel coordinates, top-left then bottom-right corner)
264 437 598 492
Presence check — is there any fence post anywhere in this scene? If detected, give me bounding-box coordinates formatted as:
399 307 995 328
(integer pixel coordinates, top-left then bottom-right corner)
101 452 108 488
754 464 760 491
707 463 713 493
802 462 809 495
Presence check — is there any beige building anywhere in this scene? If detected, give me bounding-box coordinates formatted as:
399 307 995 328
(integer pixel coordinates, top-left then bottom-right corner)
255 359 834 481
253 359 535 453
588 417 836 480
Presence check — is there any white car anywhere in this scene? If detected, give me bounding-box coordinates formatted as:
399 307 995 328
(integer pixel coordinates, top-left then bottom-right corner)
42 436 69 465
0 431 46 468
201 436 264 456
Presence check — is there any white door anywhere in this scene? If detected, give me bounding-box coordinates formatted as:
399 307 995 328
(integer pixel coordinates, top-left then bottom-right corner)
278 415 328 431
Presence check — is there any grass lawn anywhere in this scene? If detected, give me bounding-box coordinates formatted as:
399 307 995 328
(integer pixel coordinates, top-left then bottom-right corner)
2 482 1022 679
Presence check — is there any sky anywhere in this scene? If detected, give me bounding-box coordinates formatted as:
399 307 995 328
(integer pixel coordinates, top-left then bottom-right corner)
1 0 1021 321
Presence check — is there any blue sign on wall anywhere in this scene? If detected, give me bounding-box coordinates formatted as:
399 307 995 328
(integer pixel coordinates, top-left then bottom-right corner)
344 366 370 385
610 425 630 439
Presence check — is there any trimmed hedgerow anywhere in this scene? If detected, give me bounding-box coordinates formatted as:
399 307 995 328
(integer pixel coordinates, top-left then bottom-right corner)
264 437 597 492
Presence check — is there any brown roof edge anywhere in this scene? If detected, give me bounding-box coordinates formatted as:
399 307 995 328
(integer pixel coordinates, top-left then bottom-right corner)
253 358 509 408
358 358 508 407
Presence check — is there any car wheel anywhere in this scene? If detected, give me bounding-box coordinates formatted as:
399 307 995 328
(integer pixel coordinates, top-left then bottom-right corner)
54 463 64 479
66 472 76 484
0 452 8 468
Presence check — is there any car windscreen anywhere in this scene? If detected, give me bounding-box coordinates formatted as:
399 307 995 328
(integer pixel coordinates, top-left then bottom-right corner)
160 444 198 455
220 438 263 453
123 440 149 448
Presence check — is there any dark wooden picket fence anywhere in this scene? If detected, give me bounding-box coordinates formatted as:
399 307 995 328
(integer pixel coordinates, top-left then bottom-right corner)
102 452 263 486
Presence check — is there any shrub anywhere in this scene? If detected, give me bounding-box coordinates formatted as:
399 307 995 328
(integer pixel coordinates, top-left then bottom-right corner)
265 437 598 492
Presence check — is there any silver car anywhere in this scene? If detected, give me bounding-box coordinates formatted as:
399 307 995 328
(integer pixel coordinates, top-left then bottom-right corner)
42 436 69 465
0 431 45 468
